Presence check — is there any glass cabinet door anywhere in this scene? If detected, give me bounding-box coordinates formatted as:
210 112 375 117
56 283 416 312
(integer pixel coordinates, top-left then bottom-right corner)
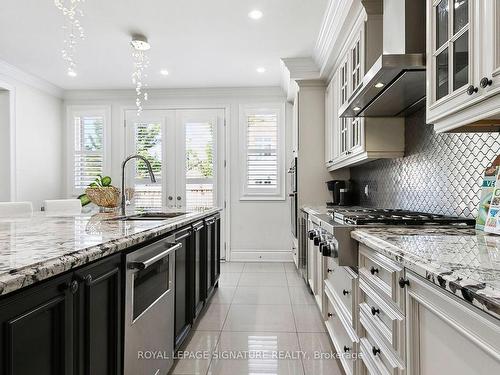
338 60 350 157
431 0 472 104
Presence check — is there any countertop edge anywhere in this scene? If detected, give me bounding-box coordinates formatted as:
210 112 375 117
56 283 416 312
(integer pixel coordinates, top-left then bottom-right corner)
0 209 220 298
351 229 500 321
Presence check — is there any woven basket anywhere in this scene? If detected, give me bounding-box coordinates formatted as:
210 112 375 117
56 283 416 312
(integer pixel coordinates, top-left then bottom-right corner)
85 186 120 208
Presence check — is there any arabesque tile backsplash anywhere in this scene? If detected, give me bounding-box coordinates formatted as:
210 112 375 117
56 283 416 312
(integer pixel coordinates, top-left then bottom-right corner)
350 108 500 218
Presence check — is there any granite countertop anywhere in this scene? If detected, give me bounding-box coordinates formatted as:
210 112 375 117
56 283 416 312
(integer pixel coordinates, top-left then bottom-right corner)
351 227 500 320
0 208 220 297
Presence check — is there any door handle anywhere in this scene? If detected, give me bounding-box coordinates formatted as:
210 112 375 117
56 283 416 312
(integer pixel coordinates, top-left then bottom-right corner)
128 242 182 270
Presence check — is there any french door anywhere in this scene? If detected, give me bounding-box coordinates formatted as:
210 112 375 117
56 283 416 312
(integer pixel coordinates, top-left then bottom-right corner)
125 109 224 213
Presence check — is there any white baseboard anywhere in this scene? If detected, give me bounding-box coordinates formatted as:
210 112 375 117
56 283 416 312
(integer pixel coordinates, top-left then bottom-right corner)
229 250 293 262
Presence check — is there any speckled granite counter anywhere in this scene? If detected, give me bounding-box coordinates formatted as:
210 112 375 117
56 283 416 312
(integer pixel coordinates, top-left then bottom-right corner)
351 227 500 320
0 208 219 297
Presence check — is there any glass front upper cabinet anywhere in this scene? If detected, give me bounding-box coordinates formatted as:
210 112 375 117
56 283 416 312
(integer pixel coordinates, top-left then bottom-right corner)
432 0 470 102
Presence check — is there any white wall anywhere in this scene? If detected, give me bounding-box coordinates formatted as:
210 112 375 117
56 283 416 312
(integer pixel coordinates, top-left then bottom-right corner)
0 61 64 209
63 87 293 260
0 90 10 201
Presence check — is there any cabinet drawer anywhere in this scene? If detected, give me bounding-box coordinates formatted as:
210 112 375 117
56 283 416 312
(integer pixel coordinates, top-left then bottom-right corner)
360 309 404 375
359 244 404 311
359 278 405 358
324 263 356 322
324 294 358 375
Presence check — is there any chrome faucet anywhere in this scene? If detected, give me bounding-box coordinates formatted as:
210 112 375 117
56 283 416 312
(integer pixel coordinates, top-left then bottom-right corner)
121 154 157 215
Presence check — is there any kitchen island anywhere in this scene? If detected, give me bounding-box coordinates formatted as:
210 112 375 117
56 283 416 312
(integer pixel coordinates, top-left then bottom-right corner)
0 208 221 375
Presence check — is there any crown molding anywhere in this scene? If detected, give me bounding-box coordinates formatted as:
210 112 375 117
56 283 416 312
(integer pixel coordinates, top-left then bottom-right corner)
313 0 365 80
280 57 322 102
0 59 63 98
63 86 285 101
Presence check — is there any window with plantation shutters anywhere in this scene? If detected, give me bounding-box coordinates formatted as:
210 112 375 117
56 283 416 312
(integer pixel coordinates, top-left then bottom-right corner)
69 107 110 195
185 121 215 210
240 104 285 200
133 122 163 209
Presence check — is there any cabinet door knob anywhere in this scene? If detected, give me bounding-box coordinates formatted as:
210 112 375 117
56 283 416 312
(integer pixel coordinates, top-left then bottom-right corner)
69 280 79 294
372 346 381 356
399 277 410 288
327 312 334 318
327 268 333 273
467 85 478 95
342 289 350 296
343 345 351 353
370 266 379 275
371 306 380 316
84 274 93 286
480 77 493 88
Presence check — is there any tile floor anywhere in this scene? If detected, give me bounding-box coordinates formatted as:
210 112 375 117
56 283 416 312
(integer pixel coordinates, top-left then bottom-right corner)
170 262 343 375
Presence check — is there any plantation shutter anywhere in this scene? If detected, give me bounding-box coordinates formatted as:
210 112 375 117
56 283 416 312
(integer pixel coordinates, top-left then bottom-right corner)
74 115 104 190
133 122 163 209
246 112 278 191
185 121 215 210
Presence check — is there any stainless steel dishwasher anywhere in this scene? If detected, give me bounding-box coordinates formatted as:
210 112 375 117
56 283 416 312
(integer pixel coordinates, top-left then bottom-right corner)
124 235 180 375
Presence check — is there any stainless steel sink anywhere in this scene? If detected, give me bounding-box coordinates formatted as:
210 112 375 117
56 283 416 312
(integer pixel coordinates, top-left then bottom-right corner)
108 212 187 221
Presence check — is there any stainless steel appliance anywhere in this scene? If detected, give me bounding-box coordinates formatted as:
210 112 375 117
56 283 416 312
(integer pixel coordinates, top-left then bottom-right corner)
289 158 298 238
339 0 426 118
315 207 475 268
124 235 181 375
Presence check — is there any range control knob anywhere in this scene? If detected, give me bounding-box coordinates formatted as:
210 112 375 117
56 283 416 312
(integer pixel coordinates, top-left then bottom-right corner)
308 230 316 240
313 236 321 246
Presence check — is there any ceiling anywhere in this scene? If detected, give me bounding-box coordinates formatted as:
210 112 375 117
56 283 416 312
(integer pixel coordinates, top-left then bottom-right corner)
0 0 328 90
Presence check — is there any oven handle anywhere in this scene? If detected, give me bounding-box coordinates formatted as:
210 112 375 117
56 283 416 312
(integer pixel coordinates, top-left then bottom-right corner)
128 242 182 270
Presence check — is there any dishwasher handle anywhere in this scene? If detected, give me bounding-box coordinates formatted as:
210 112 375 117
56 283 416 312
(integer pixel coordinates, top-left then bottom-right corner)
128 242 182 270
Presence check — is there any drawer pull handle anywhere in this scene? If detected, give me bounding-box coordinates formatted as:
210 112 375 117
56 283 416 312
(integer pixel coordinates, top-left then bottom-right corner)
370 266 379 275
399 277 410 288
327 268 333 273
371 306 380 316
327 312 334 318
343 346 351 353
372 346 381 356
342 289 350 296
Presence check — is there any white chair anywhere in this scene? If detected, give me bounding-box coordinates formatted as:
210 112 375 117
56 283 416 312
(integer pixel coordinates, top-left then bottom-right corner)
43 199 82 215
0 202 34 218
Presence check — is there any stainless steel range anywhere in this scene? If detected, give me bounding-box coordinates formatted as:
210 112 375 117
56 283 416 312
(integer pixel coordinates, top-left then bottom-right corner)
318 207 475 264
302 207 475 291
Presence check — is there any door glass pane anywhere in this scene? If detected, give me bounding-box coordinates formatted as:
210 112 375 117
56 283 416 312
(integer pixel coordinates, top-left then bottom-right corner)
185 121 215 210
453 31 469 90
436 0 449 49
133 122 163 209
436 48 449 100
453 0 468 33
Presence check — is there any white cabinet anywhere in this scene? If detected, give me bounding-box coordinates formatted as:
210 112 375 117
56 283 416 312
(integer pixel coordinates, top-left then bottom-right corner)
327 11 405 171
428 0 500 132
405 271 500 375
325 79 334 167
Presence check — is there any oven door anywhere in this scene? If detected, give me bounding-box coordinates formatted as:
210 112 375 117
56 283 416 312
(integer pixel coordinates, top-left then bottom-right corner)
124 236 180 375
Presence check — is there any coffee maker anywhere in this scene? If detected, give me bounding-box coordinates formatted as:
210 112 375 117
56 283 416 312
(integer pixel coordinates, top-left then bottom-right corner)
326 180 352 206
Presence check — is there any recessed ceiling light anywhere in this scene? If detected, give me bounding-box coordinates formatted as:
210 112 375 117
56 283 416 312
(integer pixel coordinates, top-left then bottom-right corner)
160 69 169 76
67 69 77 77
374 82 384 88
130 34 150 51
248 10 263 20
256 67 266 73
353 106 361 111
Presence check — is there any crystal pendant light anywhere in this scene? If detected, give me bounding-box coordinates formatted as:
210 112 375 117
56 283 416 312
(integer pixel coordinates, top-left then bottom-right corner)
130 34 150 116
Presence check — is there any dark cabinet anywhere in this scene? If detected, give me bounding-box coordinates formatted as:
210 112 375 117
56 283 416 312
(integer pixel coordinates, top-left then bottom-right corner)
205 214 221 297
0 254 123 375
74 254 122 375
0 273 74 375
174 227 194 350
192 220 205 320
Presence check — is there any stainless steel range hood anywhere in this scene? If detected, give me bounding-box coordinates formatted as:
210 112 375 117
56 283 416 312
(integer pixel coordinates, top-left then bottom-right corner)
340 0 426 118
